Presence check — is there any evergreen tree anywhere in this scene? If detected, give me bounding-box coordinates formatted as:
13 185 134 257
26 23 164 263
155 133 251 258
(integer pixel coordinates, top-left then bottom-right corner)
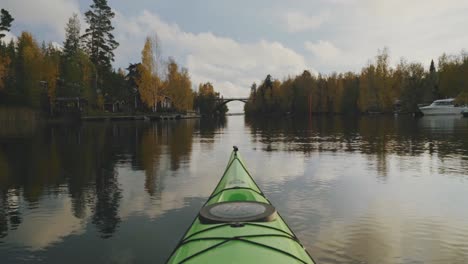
429 59 439 100
429 59 436 73
82 0 118 70
250 83 257 97
264 74 273 89
63 13 81 59
126 63 141 89
3 39 16 98
0 9 14 40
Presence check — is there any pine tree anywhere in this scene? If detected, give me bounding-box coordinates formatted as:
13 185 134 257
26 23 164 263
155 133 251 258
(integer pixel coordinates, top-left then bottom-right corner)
0 9 14 40
429 59 439 100
250 83 257 97
3 39 16 96
63 13 81 59
429 59 436 73
82 0 118 70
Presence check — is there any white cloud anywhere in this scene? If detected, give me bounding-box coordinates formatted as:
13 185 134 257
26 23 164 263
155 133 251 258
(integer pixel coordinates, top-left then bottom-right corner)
304 40 341 61
5 195 86 250
282 11 329 33
0 31 17 44
5 0 468 94
51 41 63 51
2 0 80 39
115 10 311 111
314 0 468 72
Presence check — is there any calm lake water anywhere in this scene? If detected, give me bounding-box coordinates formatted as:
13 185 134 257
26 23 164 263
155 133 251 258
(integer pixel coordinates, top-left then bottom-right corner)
1 115 468 264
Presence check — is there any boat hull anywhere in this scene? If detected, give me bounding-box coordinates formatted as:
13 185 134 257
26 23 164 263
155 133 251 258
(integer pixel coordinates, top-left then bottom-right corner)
167 150 315 264
419 106 468 115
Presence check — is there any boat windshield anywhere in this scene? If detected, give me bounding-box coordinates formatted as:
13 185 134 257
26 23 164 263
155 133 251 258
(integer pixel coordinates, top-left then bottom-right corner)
434 101 454 106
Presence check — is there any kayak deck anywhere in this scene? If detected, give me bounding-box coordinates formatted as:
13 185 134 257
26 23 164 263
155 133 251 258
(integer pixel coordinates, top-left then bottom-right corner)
167 149 315 263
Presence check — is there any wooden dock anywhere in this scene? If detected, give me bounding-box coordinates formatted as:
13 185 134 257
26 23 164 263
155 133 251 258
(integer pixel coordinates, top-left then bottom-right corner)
81 113 200 121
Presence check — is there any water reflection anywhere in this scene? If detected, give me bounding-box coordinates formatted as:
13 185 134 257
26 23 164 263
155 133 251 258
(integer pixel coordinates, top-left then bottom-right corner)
246 115 468 264
246 115 468 176
1 116 468 263
0 119 226 245
247 115 468 155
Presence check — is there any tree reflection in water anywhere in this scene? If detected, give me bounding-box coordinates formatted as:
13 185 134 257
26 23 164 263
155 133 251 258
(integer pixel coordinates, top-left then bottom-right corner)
0 118 225 239
246 115 468 176
0 116 467 263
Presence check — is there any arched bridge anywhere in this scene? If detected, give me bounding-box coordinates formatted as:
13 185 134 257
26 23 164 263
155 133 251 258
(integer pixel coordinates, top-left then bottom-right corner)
216 97 248 104
215 98 248 111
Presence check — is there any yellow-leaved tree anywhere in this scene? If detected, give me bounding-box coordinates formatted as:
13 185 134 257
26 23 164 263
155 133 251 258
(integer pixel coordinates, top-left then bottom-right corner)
17 32 43 107
0 54 10 91
166 58 193 111
137 37 160 111
42 43 61 103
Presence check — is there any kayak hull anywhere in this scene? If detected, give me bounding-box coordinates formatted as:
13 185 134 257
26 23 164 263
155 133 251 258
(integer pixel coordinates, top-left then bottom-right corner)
167 150 315 264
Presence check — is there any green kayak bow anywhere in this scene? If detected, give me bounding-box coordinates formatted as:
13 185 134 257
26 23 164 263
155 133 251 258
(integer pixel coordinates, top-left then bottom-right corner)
167 147 315 263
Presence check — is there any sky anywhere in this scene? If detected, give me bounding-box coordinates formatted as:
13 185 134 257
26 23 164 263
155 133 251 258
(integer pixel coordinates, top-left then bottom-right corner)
2 0 468 112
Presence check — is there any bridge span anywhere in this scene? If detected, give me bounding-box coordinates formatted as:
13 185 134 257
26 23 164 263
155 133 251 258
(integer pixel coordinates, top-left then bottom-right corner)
214 97 248 111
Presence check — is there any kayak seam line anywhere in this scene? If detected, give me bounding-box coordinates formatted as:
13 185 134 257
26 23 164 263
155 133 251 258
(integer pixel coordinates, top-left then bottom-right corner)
180 234 297 245
235 237 308 264
227 158 304 242
243 222 295 237
166 153 240 263
177 238 231 264
177 235 308 264
181 222 296 243
236 158 268 196
205 155 239 202
181 223 231 242
167 151 316 264
236 155 316 263
219 155 316 263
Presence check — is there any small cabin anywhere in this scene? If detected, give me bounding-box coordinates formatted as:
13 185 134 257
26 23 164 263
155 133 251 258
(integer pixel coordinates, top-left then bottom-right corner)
104 100 126 112
54 97 88 113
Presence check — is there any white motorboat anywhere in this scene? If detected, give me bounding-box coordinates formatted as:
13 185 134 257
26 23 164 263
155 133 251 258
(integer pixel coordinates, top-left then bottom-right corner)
418 98 468 115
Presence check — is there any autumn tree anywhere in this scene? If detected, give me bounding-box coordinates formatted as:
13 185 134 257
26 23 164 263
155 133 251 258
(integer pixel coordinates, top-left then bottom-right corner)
375 48 394 112
136 37 160 111
165 59 193 111
399 61 426 112
295 70 316 114
42 43 61 102
0 55 10 91
194 82 227 115
358 65 378 112
438 52 468 102
16 32 43 107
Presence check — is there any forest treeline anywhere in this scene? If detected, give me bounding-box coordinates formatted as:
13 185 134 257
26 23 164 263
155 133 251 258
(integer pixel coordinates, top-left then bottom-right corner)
245 48 468 115
0 1 225 116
